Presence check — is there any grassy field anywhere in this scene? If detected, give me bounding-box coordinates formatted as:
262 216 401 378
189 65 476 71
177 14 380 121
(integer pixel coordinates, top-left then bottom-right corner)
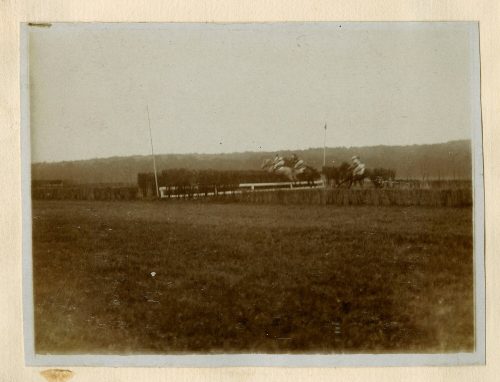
32 200 474 354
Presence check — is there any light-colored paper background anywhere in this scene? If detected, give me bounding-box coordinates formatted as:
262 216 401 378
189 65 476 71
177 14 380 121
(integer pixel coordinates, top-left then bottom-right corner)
1 1 498 381
19 21 486 369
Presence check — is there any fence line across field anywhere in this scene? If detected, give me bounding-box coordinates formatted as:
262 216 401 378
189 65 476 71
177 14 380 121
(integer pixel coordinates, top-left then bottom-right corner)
31 178 472 207
239 180 324 190
158 180 324 199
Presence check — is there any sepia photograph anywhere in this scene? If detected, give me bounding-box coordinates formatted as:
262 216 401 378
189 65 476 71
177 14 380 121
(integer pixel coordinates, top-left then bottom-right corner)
22 22 484 366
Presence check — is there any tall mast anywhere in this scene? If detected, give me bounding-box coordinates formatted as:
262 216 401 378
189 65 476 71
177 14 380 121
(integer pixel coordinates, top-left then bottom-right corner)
323 122 327 167
147 105 159 198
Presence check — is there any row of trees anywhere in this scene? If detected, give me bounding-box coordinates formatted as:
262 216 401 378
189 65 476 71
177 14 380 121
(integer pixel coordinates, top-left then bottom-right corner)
31 140 471 185
370 168 397 181
321 163 396 188
138 168 289 195
138 165 397 195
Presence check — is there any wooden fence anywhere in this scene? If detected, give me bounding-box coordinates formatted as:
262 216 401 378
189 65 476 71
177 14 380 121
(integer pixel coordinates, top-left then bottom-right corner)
32 184 472 207
201 188 472 207
32 186 139 201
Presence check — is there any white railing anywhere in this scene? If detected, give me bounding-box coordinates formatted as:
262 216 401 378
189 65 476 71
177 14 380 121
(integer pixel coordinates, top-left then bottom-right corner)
158 180 323 199
239 180 323 190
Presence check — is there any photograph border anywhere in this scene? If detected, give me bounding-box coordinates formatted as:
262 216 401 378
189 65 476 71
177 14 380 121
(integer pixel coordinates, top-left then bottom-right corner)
20 21 485 368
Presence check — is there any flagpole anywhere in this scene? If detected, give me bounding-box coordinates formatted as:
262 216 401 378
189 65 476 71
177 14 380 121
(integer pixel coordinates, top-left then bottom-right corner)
323 123 327 167
147 105 159 198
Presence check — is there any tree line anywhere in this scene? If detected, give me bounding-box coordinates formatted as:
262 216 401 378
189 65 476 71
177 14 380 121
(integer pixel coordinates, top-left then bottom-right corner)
33 140 471 185
137 168 289 195
137 165 398 196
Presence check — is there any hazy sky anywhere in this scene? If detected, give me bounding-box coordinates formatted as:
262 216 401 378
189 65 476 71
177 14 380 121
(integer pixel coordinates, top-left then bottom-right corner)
28 23 476 162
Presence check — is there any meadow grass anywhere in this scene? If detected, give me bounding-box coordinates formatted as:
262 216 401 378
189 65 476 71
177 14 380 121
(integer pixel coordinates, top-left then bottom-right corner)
32 200 473 354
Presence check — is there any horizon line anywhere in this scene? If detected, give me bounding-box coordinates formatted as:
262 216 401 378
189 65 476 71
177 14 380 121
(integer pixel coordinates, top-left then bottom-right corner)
31 139 471 165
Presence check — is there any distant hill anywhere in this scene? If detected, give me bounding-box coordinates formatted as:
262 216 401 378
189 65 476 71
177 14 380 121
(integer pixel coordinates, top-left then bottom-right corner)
31 140 472 185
